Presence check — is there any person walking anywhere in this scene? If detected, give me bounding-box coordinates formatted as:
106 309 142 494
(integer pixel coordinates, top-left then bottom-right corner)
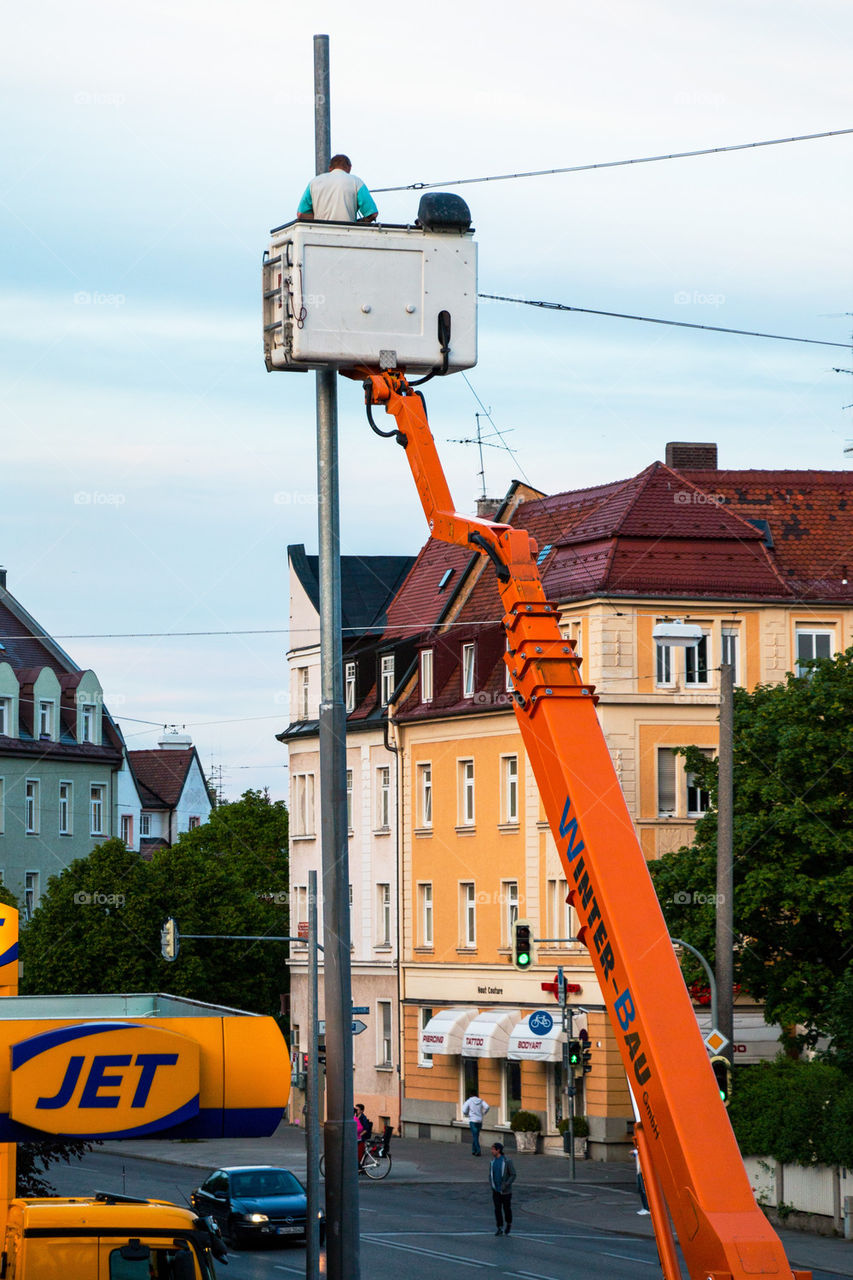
296 154 378 224
462 1092 490 1155
489 1142 516 1235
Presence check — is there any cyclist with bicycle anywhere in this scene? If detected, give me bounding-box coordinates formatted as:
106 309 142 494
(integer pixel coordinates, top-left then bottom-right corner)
355 1104 372 1167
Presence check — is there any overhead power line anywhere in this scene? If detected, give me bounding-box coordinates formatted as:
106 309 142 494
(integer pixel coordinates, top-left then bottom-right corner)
479 294 853 350
373 127 853 193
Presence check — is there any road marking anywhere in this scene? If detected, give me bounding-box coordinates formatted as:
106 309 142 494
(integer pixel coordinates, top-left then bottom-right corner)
600 1251 656 1266
509 1269 564 1280
362 1236 498 1268
274 1266 307 1275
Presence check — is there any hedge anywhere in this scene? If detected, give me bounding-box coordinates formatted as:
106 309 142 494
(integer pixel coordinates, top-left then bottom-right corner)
730 1059 853 1167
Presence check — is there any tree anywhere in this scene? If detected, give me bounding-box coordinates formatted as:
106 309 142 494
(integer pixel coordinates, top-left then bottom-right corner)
650 648 853 1043
20 790 290 1016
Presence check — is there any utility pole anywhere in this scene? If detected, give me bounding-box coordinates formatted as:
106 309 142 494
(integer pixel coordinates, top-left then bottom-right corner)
716 663 735 1063
305 868 321 1280
312 33 359 1280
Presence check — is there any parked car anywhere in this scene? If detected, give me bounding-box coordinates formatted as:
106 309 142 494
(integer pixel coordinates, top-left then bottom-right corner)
190 1165 324 1249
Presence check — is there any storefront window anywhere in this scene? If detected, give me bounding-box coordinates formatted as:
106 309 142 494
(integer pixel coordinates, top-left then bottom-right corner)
504 1060 521 1122
462 1057 479 1100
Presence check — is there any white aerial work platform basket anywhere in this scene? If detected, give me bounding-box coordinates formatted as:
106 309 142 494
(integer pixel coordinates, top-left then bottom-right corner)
263 193 477 375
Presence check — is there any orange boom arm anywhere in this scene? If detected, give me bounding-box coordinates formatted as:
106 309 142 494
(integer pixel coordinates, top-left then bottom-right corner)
359 369 807 1280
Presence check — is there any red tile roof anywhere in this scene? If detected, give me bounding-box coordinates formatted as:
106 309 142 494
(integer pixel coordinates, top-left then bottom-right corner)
382 538 476 641
130 748 196 809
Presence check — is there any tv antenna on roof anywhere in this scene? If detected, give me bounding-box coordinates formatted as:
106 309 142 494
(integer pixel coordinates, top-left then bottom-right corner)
447 412 516 501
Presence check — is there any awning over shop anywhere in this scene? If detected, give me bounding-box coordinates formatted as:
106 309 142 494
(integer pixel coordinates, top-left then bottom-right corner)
461 1010 521 1059
507 1012 589 1063
420 1007 478 1056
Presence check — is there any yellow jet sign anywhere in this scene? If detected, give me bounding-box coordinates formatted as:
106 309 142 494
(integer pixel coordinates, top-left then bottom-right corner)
10 1023 200 1138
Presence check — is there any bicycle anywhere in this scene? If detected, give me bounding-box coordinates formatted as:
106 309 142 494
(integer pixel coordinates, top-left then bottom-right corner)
319 1130 392 1180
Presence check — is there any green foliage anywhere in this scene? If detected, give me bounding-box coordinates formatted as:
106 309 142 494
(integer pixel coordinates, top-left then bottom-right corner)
649 649 853 1042
730 1059 853 1168
557 1115 589 1137
509 1109 541 1132
20 791 289 1016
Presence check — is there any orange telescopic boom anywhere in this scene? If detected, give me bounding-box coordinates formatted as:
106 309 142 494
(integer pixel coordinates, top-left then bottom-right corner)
357 368 808 1280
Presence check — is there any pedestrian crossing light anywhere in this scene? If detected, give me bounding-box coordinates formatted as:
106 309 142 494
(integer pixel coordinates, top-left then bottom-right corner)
512 919 534 969
568 1039 582 1070
709 1055 732 1107
160 917 180 962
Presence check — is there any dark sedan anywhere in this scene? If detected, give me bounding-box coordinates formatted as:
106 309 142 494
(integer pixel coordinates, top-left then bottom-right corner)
191 1165 324 1249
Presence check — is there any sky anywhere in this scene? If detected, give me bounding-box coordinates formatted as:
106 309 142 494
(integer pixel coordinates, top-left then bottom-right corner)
1 0 851 803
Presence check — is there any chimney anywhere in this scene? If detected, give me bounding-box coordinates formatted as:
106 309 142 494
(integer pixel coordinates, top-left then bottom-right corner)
666 442 718 470
0 568 6 589
476 497 502 519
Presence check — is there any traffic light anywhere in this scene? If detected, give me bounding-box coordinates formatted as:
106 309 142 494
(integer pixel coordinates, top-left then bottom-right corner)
568 1039 582 1071
512 919 534 969
709 1055 732 1107
582 1043 592 1075
160 917 180 961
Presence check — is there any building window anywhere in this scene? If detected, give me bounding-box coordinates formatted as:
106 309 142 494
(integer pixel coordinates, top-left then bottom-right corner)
345 662 356 713
795 628 834 677
25 780 39 834
657 749 677 818
420 649 433 703
377 883 391 946
417 762 432 829
0 777 5 835
686 749 713 817
0 698 10 737
721 626 740 684
462 1057 479 1101
293 885 308 946
188 815 201 829
90 784 106 836
377 1000 392 1067
458 759 475 827
140 813 151 837
548 877 574 944
24 871 39 920
685 634 710 686
59 781 72 836
504 1059 522 1124
120 813 133 845
298 667 310 719
655 640 673 687
502 755 519 824
80 703 96 743
460 881 476 947
292 773 316 836
502 880 519 946
346 768 353 831
419 1006 434 1067
419 882 433 947
380 655 395 707
462 643 475 698
375 765 390 830
38 700 54 739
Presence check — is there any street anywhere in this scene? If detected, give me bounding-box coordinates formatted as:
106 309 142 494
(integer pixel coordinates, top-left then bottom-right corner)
45 1149 852 1280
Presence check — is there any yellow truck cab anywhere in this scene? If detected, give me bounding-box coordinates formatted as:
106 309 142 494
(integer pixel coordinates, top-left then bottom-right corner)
2 1193 224 1278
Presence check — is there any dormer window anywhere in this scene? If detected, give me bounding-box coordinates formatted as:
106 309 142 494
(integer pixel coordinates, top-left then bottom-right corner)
0 698 10 737
80 703 96 743
380 655 395 707
345 661 357 713
39 700 54 740
462 643 475 698
420 649 434 704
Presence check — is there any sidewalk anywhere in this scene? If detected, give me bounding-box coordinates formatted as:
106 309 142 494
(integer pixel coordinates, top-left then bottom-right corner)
106 1122 853 1277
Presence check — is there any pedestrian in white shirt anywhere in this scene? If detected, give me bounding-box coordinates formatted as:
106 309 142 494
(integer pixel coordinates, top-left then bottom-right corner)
462 1093 490 1155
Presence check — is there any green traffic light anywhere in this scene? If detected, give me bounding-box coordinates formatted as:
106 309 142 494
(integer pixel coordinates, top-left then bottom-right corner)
517 952 531 967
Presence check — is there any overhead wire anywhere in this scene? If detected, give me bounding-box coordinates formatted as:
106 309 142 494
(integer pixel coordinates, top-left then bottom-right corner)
479 294 852 350
372 126 853 193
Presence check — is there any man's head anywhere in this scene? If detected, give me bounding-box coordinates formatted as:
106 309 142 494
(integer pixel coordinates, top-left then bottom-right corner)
492 1143 504 1156
356 1103 365 1115
329 154 352 173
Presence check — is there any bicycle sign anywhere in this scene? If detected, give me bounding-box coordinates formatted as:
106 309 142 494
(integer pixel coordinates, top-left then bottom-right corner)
529 1009 554 1036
